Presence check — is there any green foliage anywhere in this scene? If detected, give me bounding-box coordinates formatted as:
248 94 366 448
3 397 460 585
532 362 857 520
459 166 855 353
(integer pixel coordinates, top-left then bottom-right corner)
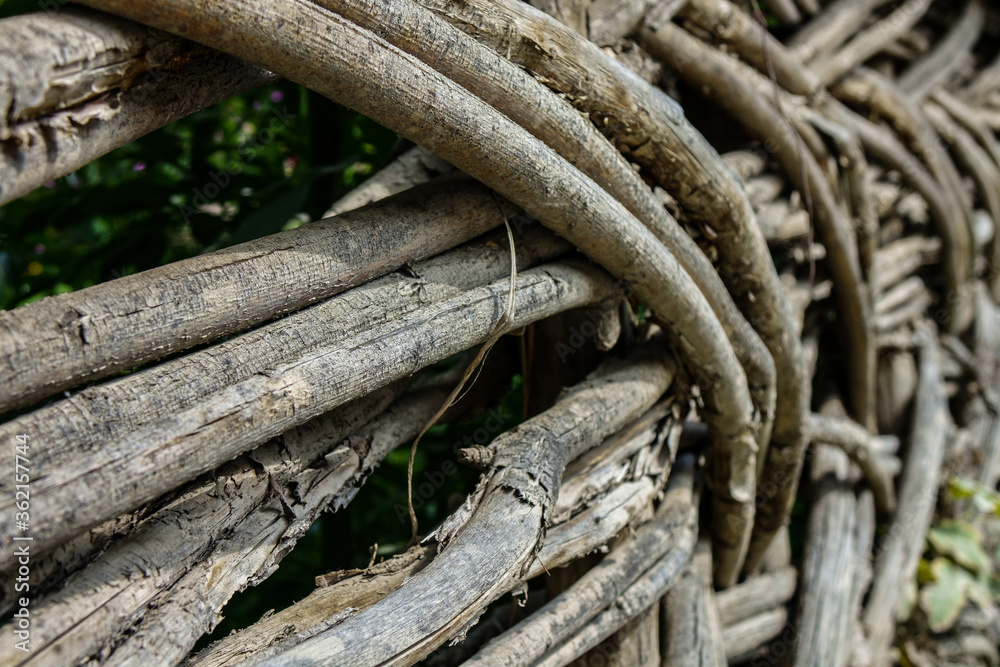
0 84 397 310
912 478 1000 633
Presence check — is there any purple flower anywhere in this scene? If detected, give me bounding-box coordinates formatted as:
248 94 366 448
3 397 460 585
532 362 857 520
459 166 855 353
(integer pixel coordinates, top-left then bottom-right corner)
133 161 147 172
270 90 284 103
34 244 46 255
253 101 262 111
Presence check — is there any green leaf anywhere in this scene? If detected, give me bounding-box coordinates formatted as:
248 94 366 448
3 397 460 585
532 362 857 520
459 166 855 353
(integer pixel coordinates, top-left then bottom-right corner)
927 520 993 575
920 558 968 632
963 571 995 609
947 476 978 500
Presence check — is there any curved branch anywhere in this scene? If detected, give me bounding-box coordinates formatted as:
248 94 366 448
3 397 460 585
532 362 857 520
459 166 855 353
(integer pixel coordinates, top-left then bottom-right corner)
643 18 872 569
315 0 777 467
74 0 760 589
256 337 677 665
426 0 803 501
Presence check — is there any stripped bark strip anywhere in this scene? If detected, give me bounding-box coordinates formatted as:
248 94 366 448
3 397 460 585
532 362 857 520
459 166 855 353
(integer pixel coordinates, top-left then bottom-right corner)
464 453 694 666
862 330 950 666
426 0 804 513
0 176 512 414
256 337 677 665
98 384 458 667
73 0 761 588
643 16 868 571
0 223 569 516
0 6 274 205
0 508 149 618
188 544 438 667
316 0 777 452
0 260 616 556
0 383 412 667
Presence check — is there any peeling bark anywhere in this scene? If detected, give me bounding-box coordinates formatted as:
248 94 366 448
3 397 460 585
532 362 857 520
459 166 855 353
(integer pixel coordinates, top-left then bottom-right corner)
249 336 677 665
0 7 274 205
0 257 611 556
0 176 512 413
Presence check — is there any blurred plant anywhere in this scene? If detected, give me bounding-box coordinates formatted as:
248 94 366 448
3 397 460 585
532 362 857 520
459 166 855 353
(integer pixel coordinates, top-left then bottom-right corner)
903 478 1000 633
0 82 397 310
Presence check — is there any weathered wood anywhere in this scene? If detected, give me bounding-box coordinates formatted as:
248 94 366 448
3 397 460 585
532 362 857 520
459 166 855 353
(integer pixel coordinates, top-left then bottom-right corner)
809 0 934 86
660 537 728 667
588 605 661 667
872 236 941 296
190 401 678 666
588 0 658 45
863 331 950 667
669 0 875 427
73 0 764 590
673 0 974 333
925 103 1000 293
715 567 797 628
896 0 984 102
787 0 888 65
723 608 789 664
0 382 421 666
0 222 564 487
534 521 699 666
548 402 679 522
0 6 274 205
0 176 512 413
315 0 776 452
426 0 806 583
645 13 861 575
807 413 898 513
0 257 610 557
833 69 977 316
526 0 587 35
793 439 863 667
253 336 677 665
464 452 693 667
